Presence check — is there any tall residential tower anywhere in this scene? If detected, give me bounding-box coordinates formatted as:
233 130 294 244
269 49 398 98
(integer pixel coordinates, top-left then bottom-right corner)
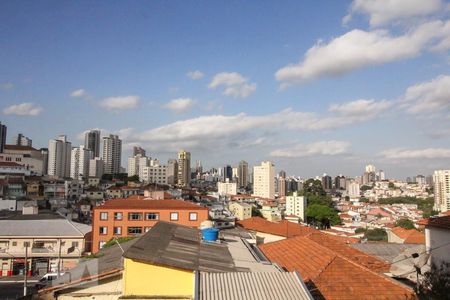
102 134 122 174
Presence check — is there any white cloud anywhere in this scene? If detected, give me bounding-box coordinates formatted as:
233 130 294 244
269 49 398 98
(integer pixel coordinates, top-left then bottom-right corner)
344 0 444 27
0 83 14 90
99 95 139 111
380 147 450 159
186 70 204 80
401 75 450 114
275 20 450 85
3 102 43 116
163 98 195 114
270 141 351 158
70 89 87 98
209 72 257 98
329 99 393 117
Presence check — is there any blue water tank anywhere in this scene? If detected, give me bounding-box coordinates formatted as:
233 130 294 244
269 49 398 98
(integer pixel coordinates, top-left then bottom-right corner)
202 228 220 242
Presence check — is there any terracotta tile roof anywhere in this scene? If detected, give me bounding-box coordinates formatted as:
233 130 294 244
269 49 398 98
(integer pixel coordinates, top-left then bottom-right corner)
390 227 425 244
236 217 316 238
259 237 416 300
0 161 23 167
306 232 389 273
417 215 450 230
4 144 37 151
97 199 208 210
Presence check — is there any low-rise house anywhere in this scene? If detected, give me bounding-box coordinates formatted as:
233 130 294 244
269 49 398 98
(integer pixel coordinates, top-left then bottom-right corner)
91 199 209 253
417 214 450 266
36 222 313 300
0 210 90 277
105 186 123 199
260 203 281 222
228 202 252 221
387 227 425 244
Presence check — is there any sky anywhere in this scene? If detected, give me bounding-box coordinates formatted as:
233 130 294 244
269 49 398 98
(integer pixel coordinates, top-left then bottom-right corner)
1 0 450 179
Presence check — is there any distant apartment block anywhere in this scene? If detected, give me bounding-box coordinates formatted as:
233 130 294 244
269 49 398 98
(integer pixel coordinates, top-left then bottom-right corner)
102 134 122 174
48 135 72 178
70 145 93 180
285 191 307 222
253 161 275 199
217 179 237 196
433 170 450 212
177 150 191 187
84 129 100 158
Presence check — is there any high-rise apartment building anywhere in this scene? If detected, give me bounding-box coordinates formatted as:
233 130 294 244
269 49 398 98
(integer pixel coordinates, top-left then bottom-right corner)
321 174 333 191
167 159 178 185
177 150 191 187
433 170 450 212
40 148 49 175
48 135 72 178
222 165 232 182
133 146 146 157
70 145 93 180
237 160 248 188
0 122 6 153
84 130 101 158
89 157 104 178
13 133 32 147
277 176 286 197
365 164 376 173
102 135 122 175
334 175 346 190
253 161 275 199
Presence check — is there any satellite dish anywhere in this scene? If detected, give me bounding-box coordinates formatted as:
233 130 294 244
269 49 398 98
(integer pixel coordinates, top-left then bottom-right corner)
390 245 429 279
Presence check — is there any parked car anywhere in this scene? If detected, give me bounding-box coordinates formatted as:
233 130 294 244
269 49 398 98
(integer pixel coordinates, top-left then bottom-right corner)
35 272 63 289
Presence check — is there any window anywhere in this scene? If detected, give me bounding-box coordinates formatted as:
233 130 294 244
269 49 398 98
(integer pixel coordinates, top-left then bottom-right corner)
99 241 106 249
127 227 142 235
145 212 159 220
128 212 142 221
100 212 108 220
114 212 123 220
170 212 179 221
189 212 198 221
114 227 122 235
99 227 108 235
12 242 17 247
72 241 79 248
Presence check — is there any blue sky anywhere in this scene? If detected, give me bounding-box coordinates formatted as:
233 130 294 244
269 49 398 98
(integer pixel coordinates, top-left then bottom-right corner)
1 0 450 179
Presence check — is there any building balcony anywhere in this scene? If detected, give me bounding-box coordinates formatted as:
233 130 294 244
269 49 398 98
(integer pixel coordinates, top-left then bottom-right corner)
31 247 55 254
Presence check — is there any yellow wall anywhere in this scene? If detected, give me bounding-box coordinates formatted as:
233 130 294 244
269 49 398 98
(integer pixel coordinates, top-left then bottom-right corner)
123 258 194 298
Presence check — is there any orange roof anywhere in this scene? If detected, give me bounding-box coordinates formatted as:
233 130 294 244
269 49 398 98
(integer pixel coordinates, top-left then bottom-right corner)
237 217 315 238
390 227 425 244
260 237 416 300
96 199 208 210
417 215 450 230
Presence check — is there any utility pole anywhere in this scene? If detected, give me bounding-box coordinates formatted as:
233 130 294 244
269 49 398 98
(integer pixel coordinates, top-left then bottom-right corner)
57 239 62 277
23 242 29 296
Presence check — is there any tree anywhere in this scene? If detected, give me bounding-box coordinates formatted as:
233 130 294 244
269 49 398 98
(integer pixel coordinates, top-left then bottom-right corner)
388 182 395 189
127 175 140 183
360 185 373 192
395 219 415 229
251 206 262 217
419 263 450 300
306 204 340 228
364 228 387 241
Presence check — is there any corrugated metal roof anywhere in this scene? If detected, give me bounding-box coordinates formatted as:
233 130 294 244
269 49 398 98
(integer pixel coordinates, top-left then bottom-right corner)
0 218 91 237
199 272 313 300
123 221 239 272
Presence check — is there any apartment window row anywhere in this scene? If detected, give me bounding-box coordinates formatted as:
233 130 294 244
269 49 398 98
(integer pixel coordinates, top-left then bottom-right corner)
99 211 198 221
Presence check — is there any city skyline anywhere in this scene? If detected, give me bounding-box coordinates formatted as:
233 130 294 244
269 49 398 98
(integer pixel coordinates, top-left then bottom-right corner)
1 1 450 178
